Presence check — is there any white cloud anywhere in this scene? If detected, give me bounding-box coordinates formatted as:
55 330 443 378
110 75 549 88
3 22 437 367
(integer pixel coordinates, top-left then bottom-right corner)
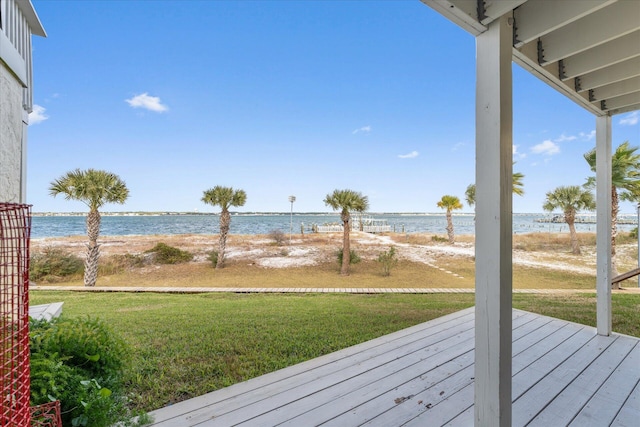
619 111 639 126
125 93 168 113
513 144 526 159
452 142 466 152
352 125 371 134
555 133 577 142
578 130 596 140
398 151 419 159
28 104 48 125
531 140 560 155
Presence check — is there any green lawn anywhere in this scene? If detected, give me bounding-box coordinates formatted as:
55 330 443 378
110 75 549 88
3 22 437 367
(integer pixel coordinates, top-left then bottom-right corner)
30 291 640 413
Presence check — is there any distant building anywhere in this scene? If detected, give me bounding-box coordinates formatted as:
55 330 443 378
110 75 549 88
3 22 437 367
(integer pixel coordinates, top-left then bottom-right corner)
0 0 46 202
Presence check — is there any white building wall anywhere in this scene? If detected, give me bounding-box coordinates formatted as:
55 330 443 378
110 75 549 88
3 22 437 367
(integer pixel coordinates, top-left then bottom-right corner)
0 64 25 202
0 0 45 203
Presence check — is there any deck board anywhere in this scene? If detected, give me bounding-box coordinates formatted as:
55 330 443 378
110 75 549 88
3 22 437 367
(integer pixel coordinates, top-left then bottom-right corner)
147 308 640 426
569 340 640 426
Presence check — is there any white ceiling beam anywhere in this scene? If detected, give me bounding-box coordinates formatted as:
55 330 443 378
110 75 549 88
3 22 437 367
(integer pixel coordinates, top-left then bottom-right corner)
421 0 486 36
513 49 604 116
513 0 613 47
558 31 640 80
538 1 640 64
609 103 640 116
590 77 640 102
578 57 640 92
599 92 640 112
480 1 527 25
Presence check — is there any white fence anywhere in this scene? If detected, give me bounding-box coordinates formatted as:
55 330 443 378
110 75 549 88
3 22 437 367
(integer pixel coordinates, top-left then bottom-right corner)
315 224 391 233
316 225 343 233
363 225 391 233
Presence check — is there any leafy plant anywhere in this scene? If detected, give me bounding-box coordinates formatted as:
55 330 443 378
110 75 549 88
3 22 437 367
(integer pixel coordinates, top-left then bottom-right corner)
29 317 149 426
377 246 398 277
207 250 219 267
431 235 448 243
144 243 193 264
336 248 361 266
30 247 84 282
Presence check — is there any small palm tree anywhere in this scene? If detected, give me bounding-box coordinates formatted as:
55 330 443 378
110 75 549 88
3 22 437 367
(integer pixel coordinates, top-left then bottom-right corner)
324 189 369 276
543 186 595 255
437 195 463 243
49 169 129 286
584 141 640 279
464 184 476 207
465 166 525 207
202 186 247 269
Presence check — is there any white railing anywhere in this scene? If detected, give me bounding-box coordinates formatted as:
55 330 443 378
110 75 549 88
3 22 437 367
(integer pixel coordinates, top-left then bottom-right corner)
363 225 391 233
317 225 344 233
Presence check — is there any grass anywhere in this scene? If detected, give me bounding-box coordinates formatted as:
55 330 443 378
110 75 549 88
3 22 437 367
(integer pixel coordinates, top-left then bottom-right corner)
36 256 600 290
31 291 640 413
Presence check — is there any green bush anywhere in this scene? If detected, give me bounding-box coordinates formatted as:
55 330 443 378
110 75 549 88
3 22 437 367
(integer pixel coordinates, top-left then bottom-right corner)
30 247 84 282
144 243 193 264
30 317 149 426
431 235 448 243
377 246 398 277
628 227 637 239
336 248 361 265
207 250 219 267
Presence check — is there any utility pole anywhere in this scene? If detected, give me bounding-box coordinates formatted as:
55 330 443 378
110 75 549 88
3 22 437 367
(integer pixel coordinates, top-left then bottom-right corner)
289 195 296 245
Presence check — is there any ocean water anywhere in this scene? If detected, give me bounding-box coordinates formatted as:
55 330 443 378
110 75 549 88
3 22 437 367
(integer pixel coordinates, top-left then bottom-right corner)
30 213 638 239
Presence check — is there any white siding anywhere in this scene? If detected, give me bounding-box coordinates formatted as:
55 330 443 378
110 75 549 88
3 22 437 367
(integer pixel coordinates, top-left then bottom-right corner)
0 0 45 203
0 65 24 202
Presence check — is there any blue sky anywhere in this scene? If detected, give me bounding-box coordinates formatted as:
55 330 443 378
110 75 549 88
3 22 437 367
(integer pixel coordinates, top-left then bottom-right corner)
27 0 639 214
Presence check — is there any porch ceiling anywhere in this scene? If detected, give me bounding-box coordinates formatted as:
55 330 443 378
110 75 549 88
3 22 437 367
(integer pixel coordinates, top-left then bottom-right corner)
421 0 640 116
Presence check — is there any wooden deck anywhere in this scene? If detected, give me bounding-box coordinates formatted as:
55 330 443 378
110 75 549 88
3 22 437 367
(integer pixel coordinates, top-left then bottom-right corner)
148 307 640 426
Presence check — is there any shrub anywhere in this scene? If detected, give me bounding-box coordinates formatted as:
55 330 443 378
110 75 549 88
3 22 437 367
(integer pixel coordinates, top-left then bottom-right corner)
207 250 219 267
269 229 286 246
377 246 398 277
29 317 149 426
144 243 193 264
30 247 84 282
336 248 361 265
619 229 636 244
99 253 145 275
431 235 448 243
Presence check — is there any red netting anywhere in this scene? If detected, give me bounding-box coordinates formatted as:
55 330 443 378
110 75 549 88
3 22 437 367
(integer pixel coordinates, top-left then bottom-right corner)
1 203 32 427
29 401 61 427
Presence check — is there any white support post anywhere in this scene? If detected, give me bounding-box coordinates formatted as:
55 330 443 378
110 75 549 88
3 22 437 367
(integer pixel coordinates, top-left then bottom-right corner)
474 14 513 427
596 115 612 336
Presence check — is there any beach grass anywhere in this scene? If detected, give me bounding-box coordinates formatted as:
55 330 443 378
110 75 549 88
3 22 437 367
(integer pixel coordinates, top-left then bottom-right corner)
35 256 600 290
30 291 640 412
32 230 640 289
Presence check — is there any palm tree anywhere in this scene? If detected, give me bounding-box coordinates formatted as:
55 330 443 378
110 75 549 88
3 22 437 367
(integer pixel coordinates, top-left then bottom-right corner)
464 184 476 207
49 169 129 287
465 164 525 207
323 189 369 276
437 195 463 243
584 141 640 280
543 186 595 255
202 186 247 269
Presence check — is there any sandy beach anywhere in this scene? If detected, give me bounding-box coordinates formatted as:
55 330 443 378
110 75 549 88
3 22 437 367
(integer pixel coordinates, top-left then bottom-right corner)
31 231 631 276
